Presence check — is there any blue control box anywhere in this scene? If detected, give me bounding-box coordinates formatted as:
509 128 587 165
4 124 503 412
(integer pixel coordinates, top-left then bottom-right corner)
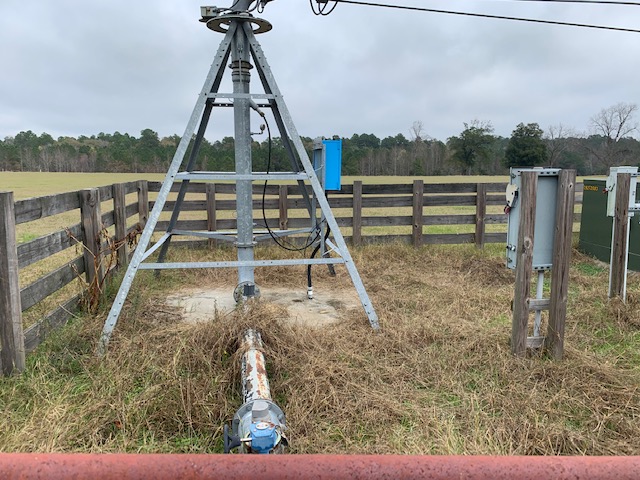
322 139 342 191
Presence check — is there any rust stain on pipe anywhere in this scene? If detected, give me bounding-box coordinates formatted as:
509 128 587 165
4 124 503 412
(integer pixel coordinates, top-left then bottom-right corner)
241 329 271 403
1 454 639 480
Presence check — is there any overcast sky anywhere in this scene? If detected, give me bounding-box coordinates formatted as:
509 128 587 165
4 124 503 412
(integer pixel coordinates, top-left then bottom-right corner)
1 0 639 143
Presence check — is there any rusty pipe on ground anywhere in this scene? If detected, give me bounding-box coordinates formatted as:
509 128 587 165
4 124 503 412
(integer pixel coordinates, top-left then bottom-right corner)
241 329 271 403
224 329 286 454
1 454 639 480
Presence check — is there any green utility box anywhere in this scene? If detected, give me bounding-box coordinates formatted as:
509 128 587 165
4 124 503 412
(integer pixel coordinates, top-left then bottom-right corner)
578 178 640 271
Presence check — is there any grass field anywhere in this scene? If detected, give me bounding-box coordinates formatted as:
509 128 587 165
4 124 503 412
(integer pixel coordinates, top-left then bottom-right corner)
0 172 513 201
0 172 166 200
1 242 639 454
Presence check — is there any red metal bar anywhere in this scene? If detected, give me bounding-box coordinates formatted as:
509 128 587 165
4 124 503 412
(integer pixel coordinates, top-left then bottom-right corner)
0 454 639 480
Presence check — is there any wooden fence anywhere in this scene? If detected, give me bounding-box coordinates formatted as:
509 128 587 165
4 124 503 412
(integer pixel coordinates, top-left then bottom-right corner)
0 179 584 374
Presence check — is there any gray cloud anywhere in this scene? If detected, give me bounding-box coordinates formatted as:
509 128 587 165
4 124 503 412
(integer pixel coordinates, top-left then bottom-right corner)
1 0 638 142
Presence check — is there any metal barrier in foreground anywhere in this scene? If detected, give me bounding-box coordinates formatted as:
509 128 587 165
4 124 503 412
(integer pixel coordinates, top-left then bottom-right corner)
0 454 639 480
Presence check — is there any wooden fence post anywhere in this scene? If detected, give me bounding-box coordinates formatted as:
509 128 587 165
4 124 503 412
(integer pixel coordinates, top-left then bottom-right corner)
0 192 26 375
137 180 149 230
545 169 576 360
475 183 487 249
206 183 217 249
352 181 363 246
412 180 424 247
279 185 288 230
609 173 631 300
112 183 128 268
80 188 104 288
511 172 537 357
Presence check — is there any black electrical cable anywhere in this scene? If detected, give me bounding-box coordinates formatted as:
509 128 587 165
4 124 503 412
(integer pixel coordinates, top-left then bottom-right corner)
307 219 332 290
332 0 640 33
260 117 324 252
310 0 339 15
321 1 339 14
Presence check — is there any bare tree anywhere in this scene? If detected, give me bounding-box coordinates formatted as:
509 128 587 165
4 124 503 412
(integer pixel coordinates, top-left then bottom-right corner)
409 120 426 142
588 102 638 170
544 123 576 167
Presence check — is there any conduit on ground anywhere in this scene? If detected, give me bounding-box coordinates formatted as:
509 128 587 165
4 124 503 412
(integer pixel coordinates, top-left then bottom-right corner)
1 454 639 480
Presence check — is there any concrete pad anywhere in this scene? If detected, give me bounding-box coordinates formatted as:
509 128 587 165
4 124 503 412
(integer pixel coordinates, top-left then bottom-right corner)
165 286 361 327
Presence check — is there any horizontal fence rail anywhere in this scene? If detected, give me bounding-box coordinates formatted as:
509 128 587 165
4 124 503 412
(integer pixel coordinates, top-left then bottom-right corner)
0 179 584 374
0 181 147 374
147 180 583 248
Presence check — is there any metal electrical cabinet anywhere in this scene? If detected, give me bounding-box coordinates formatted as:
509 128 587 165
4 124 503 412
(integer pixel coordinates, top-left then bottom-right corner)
322 139 342 191
578 178 640 271
506 168 560 270
312 138 342 191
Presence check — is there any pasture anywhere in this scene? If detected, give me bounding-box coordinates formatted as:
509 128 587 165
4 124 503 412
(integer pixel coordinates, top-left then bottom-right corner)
1 172 638 455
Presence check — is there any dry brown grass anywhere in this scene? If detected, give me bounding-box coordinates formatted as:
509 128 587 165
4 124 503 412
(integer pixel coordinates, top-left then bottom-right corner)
1 243 639 454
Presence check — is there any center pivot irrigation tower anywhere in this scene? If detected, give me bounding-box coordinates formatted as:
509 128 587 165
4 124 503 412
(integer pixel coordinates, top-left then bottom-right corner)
98 1 378 352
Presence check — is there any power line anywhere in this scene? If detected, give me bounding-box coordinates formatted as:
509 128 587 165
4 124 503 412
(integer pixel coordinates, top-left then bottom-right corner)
502 0 640 5
331 0 640 33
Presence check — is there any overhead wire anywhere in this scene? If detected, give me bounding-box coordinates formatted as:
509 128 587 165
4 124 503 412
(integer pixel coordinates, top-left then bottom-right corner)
326 0 640 33
310 0 340 15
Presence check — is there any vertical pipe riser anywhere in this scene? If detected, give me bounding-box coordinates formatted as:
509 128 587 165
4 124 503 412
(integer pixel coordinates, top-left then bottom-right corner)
232 26 255 288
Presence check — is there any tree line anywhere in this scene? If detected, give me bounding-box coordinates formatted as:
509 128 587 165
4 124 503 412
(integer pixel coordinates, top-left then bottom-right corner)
1 102 638 176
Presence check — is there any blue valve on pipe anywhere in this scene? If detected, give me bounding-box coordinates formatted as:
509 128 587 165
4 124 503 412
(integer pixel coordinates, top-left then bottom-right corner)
249 422 278 454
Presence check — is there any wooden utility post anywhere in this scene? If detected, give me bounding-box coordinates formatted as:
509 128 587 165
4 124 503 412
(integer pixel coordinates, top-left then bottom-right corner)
545 169 576 360
137 180 149 230
0 192 26 375
412 180 424 247
352 181 363 246
511 172 537 357
609 173 631 300
113 183 128 268
510 169 576 359
206 183 217 249
278 184 288 230
475 183 487 249
79 188 104 288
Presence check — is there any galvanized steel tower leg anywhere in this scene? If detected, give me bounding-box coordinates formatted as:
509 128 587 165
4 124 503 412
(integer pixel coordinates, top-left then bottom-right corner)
97 25 237 354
